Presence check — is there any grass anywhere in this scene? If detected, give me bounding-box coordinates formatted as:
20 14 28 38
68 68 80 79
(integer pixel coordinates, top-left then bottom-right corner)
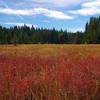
0 44 100 56
0 44 100 100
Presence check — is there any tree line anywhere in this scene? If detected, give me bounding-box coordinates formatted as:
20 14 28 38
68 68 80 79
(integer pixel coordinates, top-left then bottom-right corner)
0 16 100 44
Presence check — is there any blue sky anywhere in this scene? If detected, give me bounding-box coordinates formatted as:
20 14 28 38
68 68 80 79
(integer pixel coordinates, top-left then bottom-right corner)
0 0 100 32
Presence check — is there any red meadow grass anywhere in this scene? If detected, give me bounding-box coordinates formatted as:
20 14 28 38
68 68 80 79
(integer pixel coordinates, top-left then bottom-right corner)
0 45 99 100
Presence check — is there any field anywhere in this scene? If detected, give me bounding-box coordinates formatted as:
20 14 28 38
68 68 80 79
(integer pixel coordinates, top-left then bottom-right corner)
0 45 100 100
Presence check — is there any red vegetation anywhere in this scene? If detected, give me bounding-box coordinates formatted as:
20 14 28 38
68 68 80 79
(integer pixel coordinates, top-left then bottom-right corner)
0 54 100 100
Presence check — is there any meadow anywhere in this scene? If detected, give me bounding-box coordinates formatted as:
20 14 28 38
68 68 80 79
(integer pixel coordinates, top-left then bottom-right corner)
0 44 100 100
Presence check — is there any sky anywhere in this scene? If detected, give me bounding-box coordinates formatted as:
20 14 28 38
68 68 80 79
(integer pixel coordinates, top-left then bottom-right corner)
0 0 100 32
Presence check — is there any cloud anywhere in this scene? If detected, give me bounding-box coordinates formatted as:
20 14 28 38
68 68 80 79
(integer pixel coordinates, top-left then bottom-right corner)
33 0 81 7
4 22 38 28
0 8 32 15
69 0 100 16
0 0 24 20
0 7 73 20
70 7 100 16
33 8 73 19
82 0 100 8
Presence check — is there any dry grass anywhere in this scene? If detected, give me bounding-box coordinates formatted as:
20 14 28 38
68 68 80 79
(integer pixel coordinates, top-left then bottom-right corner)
0 44 100 57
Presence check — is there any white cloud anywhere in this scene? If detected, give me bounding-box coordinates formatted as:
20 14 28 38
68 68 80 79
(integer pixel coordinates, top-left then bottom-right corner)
70 7 100 16
33 8 73 19
69 0 100 16
0 0 24 20
33 0 81 7
4 22 38 28
82 0 100 8
0 8 32 15
0 7 73 20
